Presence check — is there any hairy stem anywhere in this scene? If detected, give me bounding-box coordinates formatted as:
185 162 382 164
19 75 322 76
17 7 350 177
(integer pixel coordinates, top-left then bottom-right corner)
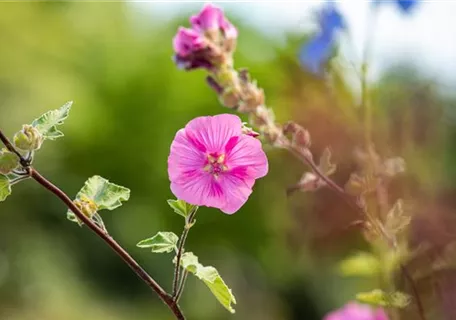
0 129 185 320
172 208 197 300
175 270 189 303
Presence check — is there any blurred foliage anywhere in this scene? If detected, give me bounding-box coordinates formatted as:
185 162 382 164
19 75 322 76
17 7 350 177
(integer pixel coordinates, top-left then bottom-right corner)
0 2 455 320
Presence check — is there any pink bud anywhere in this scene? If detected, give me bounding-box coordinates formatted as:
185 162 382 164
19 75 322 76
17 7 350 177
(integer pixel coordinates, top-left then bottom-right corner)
172 27 206 57
190 4 223 32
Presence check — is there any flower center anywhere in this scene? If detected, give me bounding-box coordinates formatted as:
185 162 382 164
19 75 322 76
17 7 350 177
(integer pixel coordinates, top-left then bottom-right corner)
203 153 228 179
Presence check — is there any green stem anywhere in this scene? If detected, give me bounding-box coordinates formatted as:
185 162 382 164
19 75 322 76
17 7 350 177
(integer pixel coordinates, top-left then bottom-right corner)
172 208 197 300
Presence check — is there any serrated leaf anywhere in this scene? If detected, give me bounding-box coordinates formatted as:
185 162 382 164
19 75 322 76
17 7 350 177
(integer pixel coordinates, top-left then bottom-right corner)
67 175 130 224
180 252 236 313
167 199 197 218
0 174 11 201
385 199 411 236
356 289 411 308
339 252 381 277
137 232 179 253
319 148 336 176
32 101 72 140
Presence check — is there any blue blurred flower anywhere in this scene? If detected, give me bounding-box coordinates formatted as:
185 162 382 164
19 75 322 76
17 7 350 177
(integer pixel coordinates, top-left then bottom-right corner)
374 0 419 13
299 5 345 75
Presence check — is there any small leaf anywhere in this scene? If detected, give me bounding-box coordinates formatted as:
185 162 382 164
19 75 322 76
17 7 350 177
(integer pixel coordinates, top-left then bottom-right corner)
167 199 197 218
319 148 336 176
67 175 130 224
385 199 411 236
0 174 11 201
137 232 179 253
32 101 72 140
339 252 381 277
356 289 411 308
180 252 236 313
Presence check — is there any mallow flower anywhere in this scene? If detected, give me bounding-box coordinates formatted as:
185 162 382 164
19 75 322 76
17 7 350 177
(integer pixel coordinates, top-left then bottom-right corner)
324 302 389 320
299 4 345 75
168 114 268 214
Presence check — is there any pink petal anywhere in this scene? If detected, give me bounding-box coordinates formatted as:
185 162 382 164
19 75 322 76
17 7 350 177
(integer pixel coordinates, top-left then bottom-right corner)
218 174 254 214
168 129 206 182
190 3 223 32
172 27 205 57
225 134 268 180
171 173 224 209
184 114 242 153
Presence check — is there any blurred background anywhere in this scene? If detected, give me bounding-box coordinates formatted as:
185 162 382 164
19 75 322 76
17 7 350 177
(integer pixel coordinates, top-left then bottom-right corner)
0 1 455 319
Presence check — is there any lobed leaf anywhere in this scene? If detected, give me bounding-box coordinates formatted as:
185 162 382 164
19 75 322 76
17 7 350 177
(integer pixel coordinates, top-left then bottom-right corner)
167 199 197 218
32 101 72 140
67 175 130 224
180 252 236 313
137 232 179 253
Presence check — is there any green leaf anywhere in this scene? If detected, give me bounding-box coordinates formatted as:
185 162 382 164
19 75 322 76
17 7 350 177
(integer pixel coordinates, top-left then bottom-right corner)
356 289 411 308
180 252 236 313
137 232 179 253
167 199 197 218
32 101 72 140
338 252 381 277
67 175 130 223
0 174 11 201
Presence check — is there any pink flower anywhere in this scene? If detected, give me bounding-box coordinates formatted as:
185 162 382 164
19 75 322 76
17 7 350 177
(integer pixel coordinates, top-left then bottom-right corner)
324 302 389 320
173 27 206 57
168 114 268 214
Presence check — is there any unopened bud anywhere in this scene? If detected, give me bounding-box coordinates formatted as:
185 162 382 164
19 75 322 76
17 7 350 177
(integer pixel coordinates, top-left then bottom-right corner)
74 196 98 219
14 125 43 151
0 149 19 174
220 87 240 109
283 121 311 148
238 85 264 113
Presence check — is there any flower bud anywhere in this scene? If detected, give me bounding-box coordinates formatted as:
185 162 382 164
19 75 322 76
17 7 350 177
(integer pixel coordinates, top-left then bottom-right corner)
14 125 43 151
219 87 240 109
282 121 311 148
238 85 264 113
0 149 19 174
74 196 98 219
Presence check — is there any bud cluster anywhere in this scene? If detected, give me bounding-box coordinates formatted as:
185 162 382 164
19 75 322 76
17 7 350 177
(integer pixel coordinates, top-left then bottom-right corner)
172 4 237 71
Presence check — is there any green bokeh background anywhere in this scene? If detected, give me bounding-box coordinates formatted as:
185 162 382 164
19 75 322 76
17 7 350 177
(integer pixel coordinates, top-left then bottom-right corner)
1 2 455 320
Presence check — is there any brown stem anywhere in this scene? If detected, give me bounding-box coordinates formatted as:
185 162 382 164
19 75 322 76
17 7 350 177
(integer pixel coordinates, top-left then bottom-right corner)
172 208 197 300
0 129 185 320
29 168 186 320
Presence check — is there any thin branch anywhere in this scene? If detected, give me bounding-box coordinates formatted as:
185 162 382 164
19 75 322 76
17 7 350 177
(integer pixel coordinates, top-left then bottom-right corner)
28 168 185 320
0 128 185 320
172 208 197 300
